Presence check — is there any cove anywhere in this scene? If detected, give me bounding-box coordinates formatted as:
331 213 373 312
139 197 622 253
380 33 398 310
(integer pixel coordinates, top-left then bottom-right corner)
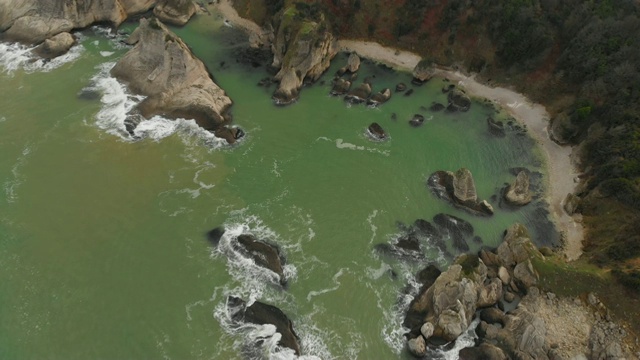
0 9 556 360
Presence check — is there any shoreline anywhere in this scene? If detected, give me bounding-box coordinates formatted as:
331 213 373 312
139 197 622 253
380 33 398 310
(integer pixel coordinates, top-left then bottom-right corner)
214 3 584 261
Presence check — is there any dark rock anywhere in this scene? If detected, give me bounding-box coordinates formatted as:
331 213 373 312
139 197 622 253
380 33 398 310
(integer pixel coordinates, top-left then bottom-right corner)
234 234 288 286
447 88 471 112
206 226 226 245
396 83 407 92
409 114 425 127
367 122 387 140
367 88 392 106
413 219 440 239
391 113 397 121
345 82 372 104
417 265 441 288
429 102 445 111
427 169 494 216
77 87 101 101
404 88 414 96
433 213 473 252
330 77 351 96
396 233 421 252
441 84 455 93
487 117 506 137
227 297 301 356
480 307 506 327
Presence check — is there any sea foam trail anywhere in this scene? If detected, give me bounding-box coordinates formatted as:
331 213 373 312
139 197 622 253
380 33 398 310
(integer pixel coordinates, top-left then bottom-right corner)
89 62 229 147
0 41 84 75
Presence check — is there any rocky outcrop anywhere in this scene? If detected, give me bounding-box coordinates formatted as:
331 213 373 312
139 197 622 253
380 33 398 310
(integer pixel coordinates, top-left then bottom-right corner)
367 122 387 140
404 224 548 358
227 296 301 356
0 0 157 44
32 31 75 59
111 18 238 142
412 58 434 85
505 170 533 206
234 234 288 286
409 114 425 127
337 52 360 74
428 168 494 216
330 77 351 96
271 5 337 105
563 192 580 215
153 0 197 26
345 82 371 103
367 88 391 106
447 88 471 112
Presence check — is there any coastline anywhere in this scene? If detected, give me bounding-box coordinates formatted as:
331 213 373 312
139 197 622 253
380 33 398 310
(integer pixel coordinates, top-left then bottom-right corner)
215 3 584 261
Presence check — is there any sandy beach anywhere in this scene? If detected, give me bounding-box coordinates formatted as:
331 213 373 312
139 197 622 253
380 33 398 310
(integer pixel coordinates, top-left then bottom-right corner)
215 3 584 261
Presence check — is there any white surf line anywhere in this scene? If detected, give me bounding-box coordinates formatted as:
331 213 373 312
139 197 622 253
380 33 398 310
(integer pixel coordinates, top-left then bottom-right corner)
306 268 347 301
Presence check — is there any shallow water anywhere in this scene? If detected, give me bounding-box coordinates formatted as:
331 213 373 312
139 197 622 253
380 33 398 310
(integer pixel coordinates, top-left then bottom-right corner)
0 10 554 360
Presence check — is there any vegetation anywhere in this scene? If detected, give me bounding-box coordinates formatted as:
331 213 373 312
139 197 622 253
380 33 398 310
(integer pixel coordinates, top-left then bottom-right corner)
233 0 640 295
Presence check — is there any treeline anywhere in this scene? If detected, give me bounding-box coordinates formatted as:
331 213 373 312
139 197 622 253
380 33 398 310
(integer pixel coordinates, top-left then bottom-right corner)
232 0 640 292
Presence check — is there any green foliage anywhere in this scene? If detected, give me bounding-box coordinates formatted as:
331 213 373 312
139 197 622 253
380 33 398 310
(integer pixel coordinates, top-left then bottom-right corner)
612 269 640 294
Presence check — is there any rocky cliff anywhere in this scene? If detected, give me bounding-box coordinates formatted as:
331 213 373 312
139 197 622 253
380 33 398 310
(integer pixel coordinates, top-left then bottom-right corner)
111 18 237 141
270 5 336 105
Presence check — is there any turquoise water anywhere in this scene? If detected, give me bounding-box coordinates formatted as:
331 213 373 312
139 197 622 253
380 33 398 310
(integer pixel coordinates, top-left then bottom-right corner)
0 10 552 360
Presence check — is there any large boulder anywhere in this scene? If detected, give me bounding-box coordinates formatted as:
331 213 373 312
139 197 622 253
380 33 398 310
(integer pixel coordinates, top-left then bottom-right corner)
412 58 434 85
271 5 336 105
428 168 493 216
367 122 387 140
235 234 288 286
32 31 75 59
153 0 196 26
330 77 351 96
0 0 157 44
227 297 301 356
505 171 533 206
367 88 391 106
111 18 236 141
459 343 509 360
345 82 372 104
447 88 471 112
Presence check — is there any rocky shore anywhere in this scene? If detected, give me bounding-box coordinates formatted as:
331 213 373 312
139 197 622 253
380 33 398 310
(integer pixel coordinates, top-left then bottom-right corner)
404 224 636 359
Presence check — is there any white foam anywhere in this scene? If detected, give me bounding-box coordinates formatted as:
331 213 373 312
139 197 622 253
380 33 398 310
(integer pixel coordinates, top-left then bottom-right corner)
0 116 5 123
90 62 231 148
99 51 115 57
3 143 34 204
315 136 390 156
366 209 379 244
0 41 83 75
306 268 346 301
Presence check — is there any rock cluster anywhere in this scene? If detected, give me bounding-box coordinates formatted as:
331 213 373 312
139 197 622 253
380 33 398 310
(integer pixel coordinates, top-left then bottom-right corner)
111 18 240 142
153 0 197 26
428 168 494 216
405 223 545 358
447 88 472 112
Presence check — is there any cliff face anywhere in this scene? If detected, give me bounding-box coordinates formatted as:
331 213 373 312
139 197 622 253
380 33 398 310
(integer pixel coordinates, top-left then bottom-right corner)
270 4 336 105
111 18 234 135
0 0 157 44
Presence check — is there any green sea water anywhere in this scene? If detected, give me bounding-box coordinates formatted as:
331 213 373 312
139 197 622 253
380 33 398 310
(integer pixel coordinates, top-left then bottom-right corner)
0 9 554 360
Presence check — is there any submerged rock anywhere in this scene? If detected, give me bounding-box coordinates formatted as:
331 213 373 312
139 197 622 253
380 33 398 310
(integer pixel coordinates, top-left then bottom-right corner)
153 0 197 26
227 297 301 356
487 117 506 137
430 102 445 112
110 18 235 141
396 82 407 92
433 213 473 252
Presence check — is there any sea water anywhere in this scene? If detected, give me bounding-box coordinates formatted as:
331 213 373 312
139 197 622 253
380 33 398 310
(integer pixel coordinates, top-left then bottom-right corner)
0 8 553 360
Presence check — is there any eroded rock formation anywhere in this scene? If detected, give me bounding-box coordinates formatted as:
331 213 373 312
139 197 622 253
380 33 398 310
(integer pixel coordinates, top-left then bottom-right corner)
428 168 494 216
111 18 237 141
271 5 336 105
